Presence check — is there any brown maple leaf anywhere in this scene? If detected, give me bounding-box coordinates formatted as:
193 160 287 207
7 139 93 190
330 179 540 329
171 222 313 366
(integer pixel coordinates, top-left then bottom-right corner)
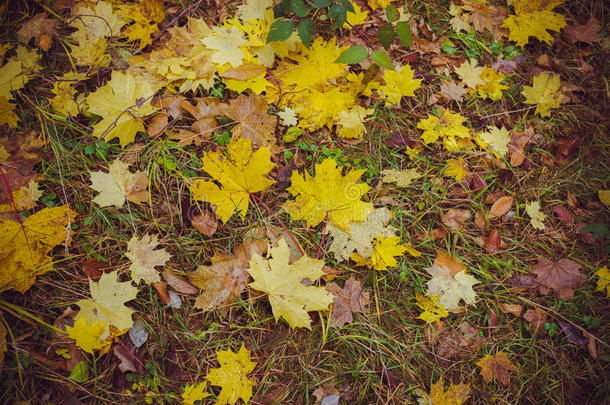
225 93 276 149
532 258 585 300
522 308 547 336
563 18 602 44
441 208 471 231
180 97 225 141
476 352 517 385
326 277 370 328
189 227 267 313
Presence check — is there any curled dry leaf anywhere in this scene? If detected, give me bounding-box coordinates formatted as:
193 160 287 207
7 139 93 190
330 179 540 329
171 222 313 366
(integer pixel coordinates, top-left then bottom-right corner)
553 206 573 225
147 112 168 138
81 258 111 281
485 230 501 252
162 269 198 295
489 196 513 218
558 321 588 346
532 258 585 300
500 303 523 317
113 344 137 373
523 308 547 336
225 93 277 149
152 282 170 304
190 209 218 237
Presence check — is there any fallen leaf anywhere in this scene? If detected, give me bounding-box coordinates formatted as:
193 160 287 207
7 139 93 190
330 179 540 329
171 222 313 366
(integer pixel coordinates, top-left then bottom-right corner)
206 344 256 405
81 258 111 281
416 376 470 405
17 12 57 51
558 321 588 346
113 344 137 373
441 208 471 230
439 81 468 102
381 168 422 187
415 293 449 323
248 239 333 329
522 72 564 117
485 230 501 252
153 282 170 304
476 352 517 385
523 308 547 335
525 200 547 230
190 209 218 236
147 111 168 138
500 303 523 317
182 382 210 405
594 266 610 297
426 252 478 312
128 319 149 348
162 269 198 294
532 258 585 300
312 384 341 405
490 196 513 218
555 138 579 161
125 234 171 284
225 93 276 149
188 137 274 223
65 317 110 354
563 18 602 44
89 160 149 208
553 206 573 226
502 0 565 47
326 277 370 328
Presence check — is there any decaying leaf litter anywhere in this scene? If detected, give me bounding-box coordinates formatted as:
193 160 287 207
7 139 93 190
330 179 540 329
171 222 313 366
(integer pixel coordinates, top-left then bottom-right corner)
0 0 608 403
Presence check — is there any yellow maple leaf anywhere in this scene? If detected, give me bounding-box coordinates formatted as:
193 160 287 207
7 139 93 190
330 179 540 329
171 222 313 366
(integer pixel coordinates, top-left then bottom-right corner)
188 137 274 223
279 37 348 91
292 86 355 131
181 382 210 405
379 64 422 104
328 208 397 262
417 110 472 151
454 59 484 89
351 235 416 270
525 200 546 230
86 71 158 147
0 205 77 292
201 26 247 68
282 158 373 231
248 239 333 329
599 190 610 207
122 0 165 49
417 376 470 405
65 317 110 354
415 293 449 323
477 125 511 157
426 252 478 312
345 3 369 27
76 271 138 341
381 168 422 187
476 352 518 385
126 234 171 284
502 0 566 47
237 0 274 23
50 71 86 116
595 266 610 297
0 179 42 212
444 157 469 181
0 96 19 126
368 0 393 11
336 106 371 139
89 159 149 208
521 72 563 117
206 344 256 405
477 67 508 100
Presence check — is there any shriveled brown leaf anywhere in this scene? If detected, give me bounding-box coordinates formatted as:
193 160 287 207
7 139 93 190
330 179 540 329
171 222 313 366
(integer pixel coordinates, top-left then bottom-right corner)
485 230 501 252
558 321 588 346
153 282 170 304
441 208 471 230
81 258 111 281
125 170 148 204
190 209 218 236
17 12 57 51
190 228 268 313
476 352 517 385
225 93 277 149
492 58 517 74
321 265 343 281
487 309 498 328
156 95 185 118
500 303 523 317
162 269 198 295
474 211 486 230
553 206 573 225
532 259 585 300
113 344 137 373
312 383 341 404
555 138 579 161
467 4 507 39
411 35 441 54
489 196 513 218
436 322 482 364
508 127 534 167
523 308 547 335
147 112 168 138
563 18 602 44
326 277 370 328
168 129 204 146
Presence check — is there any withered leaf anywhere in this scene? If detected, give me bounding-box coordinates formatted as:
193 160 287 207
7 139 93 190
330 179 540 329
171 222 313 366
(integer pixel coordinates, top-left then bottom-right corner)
489 196 513 218
225 93 276 150
558 321 588 346
500 303 523 317
476 352 517 385
438 81 468 102
147 112 168 138
523 308 547 336
532 259 585 300
326 277 370 328
190 209 218 237
162 269 198 295
485 230 501 252
441 208 471 230
153 282 170 304
563 18 602 44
